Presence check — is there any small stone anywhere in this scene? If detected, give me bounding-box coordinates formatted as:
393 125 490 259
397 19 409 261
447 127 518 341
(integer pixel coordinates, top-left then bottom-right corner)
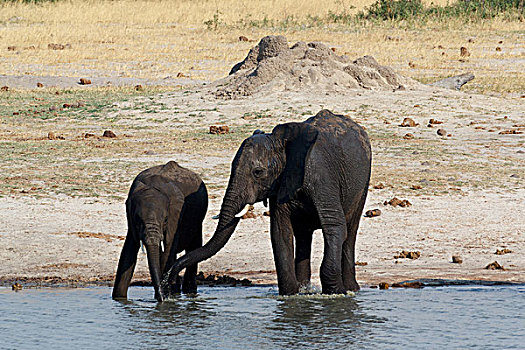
392 281 423 288
12 283 23 291
102 130 117 138
410 184 422 190
176 72 186 78
355 261 368 266
495 248 512 255
495 47 502 52
400 118 419 127
241 205 256 219
79 78 91 85
384 197 411 207
7 46 17 51
428 118 443 125
263 211 270 216
1 86 9 92
403 133 414 140
239 35 249 42
378 282 389 290
36 82 44 88
364 209 381 217
408 62 416 68
84 133 96 138
499 129 522 135
394 250 421 259
485 261 504 270
48 131 57 140
437 128 447 136
468 38 475 43
373 183 385 189
134 84 143 91
460 46 470 57
452 255 463 264
209 125 230 134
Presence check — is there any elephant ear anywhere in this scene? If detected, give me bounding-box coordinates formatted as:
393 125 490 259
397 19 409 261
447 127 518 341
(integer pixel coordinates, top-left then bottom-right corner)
272 122 318 203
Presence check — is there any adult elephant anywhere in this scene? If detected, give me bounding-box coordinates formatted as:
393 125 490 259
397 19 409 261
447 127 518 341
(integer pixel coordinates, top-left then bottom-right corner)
112 161 207 302
165 110 371 295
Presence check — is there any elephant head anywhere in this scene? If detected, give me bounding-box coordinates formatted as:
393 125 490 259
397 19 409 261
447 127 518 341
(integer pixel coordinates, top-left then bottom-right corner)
165 123 318 285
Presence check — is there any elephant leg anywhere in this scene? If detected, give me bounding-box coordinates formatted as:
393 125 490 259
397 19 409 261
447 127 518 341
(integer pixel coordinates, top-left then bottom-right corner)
292 219 313 289
182 229 202 294
112 233 140 299
316 201 347 294
270 201 299 295
342 191 367 292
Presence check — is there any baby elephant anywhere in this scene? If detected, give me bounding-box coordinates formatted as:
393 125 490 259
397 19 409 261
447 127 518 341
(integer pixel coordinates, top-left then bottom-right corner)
112 161 208 302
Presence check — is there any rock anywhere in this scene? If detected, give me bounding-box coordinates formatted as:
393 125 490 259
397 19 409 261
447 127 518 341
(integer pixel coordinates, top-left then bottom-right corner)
364 209 381 217
460 46 470 57
485 261 504 270
239 35 249 42
499 129 522 135
403 133 414 139
241 205 256 219
430 72 474 90
392 281 423 288
408 61 416 68
7 46 17 51
263 210 270 216
355 261 368 266
452 255 463 264
134 84 143 91
428 118 443 125
394 250 421 259
496 47 502 52
84 133 96 138
1 86 9 92
410 184 422 190
373 183 385 189
48 43 71 50
176 72 186 78
495 248 512 255
437 128 447 136
79 78 91 85
209 125 230 134
36 82 44 88
48 131 57 140
102 130 117 138
400 117 418 127
384 197 411 207
11 283 23 291
378 282 389 290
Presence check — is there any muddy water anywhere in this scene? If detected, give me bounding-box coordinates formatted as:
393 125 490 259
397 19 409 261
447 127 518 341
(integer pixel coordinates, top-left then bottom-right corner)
1 285 523 349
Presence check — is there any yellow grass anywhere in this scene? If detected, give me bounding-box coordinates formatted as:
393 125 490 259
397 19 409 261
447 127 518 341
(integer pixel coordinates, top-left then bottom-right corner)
0 0 523 93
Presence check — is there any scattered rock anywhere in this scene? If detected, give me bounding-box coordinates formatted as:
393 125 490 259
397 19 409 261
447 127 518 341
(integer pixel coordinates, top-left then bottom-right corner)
102 130 117 138
79 78 91 85
384 197 411 207
47 131 65 140
12 283 23 291
392 281 423 288
84 133 96 138
495 249 512 255
239 35 249 42
460 46 470 57
176 72 186 78
378 282 389 290
408 61 416 68
364 209 381 217
134 84 143 91
373 183 385 189
485 261 504 270
452 255 463 264
355 261 368 266
468 38 475 43
437 128 447 136
209 125 230 134
403 133 414 139
495 47 502 52
263 210 270 216
241 205 256 219
36 82 44 88
499 129 522 135
48 43 71 50
400 117 419 127
7 46 17 51
394 250 421 259
428 118 443 125
214 35 418 98
1 86 9 92
410 184 422 190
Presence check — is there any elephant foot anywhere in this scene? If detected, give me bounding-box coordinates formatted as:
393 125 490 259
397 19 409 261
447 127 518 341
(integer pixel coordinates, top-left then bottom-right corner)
344 279 360 292
321 284 347 295
154 289 166 302
182 279 197 294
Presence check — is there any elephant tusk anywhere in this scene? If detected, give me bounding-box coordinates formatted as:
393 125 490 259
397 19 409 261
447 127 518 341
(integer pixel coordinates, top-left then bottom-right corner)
160 241 164 253
235 204 251 218
140 241 145 254
211 214 220 220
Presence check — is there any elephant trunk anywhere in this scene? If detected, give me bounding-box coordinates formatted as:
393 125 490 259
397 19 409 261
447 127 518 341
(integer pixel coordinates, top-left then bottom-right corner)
144 224 165 302
165 188 244 285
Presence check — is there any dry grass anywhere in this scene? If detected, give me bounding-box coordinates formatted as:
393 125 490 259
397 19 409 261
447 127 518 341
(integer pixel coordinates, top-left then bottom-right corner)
0 0 523 93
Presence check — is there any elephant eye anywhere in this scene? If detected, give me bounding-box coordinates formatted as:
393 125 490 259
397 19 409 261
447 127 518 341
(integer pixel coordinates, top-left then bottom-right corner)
252 167 265 178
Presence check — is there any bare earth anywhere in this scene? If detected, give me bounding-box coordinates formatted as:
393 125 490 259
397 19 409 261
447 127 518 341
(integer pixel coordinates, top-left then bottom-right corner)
1 79 523 288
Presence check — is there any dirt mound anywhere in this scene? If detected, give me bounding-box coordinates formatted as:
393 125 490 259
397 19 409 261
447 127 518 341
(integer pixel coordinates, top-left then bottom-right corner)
213 35 420 98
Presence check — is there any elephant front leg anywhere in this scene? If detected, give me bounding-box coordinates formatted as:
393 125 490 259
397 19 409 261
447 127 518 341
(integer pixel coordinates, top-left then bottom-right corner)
293 220 313 289
112 234 140 300
270 201 299 295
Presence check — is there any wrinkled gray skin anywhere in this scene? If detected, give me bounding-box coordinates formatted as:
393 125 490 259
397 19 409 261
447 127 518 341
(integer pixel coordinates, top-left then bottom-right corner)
166 110 371 295
112 161 207 302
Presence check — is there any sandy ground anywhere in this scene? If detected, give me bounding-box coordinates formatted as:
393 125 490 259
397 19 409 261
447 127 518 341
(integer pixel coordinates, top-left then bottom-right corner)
1 81 523 289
